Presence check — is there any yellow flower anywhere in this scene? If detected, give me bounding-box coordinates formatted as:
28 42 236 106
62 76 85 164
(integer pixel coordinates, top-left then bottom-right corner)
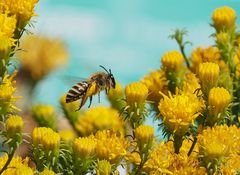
135 125 154 144
219 154 240 175
32 127 60 152
198 62 219 90
141 69 168 104
5 115 23 137
212 6 236 31
158 92 204 135
73 136 96 159
107 82 126 111
0 154 33 175
125 152 141 165
191 47 220 73
95 130 128 164
0 0 39 29
125 82 148 121
96 160 112 175
161 50 184 71
0 12 16 38
39 169 55 175
208 87 231 117
59 129 76 143
198 125 240 168
182 71 201 95
17 35 68 81
0 71 20 114
75 106 123 136
32 104 56 129
0 36 15 59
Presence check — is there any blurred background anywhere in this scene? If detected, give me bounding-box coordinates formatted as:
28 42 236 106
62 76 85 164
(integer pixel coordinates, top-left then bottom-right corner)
18 0 239 109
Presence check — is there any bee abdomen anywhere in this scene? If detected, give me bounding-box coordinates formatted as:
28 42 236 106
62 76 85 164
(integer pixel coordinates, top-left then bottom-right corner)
66 81 89 103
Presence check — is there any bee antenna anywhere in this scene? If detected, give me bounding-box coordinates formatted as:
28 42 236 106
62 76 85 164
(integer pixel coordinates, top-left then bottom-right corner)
109 69 112 74
99 65 109 73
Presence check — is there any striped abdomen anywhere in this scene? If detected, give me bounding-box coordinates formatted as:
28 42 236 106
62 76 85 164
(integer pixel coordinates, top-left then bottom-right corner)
66 81 89 103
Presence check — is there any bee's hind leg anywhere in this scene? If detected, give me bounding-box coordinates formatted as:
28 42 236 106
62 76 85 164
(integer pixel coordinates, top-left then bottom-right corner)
88 96 93 108
98 93 101 103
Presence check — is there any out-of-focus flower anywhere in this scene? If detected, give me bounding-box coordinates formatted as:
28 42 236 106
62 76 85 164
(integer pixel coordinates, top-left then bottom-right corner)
198 62 219 93
141 69 168 104
182 72 201 95
125 82 148 122
191 47 220 73
216 32 230 46
39 169 55 175
96 160 112 175
208 87 231 117
59 129 76 143
0 71 20 115
125 152 141 165
73 136 96 159
198 125 240 171
32 104 57 130
95 130 128 164
161 50 184 71
219 154 240 175
158 92 204 136
0 0 39 30
212 6 236 31
135 125 154 145
17 35 68 81
107 82 125 111
0 154 33 175
75 106 123 136
5 115 23 141
32 127 60 153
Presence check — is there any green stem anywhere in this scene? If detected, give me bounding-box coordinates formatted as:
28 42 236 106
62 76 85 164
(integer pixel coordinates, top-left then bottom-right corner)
0 146 17 175
187 137 197 156
173 134 183 154
179 45 190 69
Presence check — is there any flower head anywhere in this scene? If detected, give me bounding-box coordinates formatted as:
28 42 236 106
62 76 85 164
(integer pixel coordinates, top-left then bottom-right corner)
212 6 236 31
75 106 123 136
158 92 204 135
5 115 23 140
95 130 128 163
32 127 60 152
141 69 168 104
208 87 231 117
17 35 68 81
32 104 56 129
107 82 125 111
96 160 112 175
161 50 184 71
39 169 55 175
73 136 96 159
219 154 240 175
59 129 76 143
135 125 154 144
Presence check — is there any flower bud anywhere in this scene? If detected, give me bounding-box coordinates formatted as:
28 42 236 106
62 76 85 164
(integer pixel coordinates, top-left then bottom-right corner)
135 125 154 144
161 50 184 71
73 136 96 159
39 169 55 175
96 160 112 175
5 115 23 135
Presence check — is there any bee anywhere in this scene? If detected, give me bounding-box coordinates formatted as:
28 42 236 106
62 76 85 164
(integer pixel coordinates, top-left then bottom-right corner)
65 65 116 111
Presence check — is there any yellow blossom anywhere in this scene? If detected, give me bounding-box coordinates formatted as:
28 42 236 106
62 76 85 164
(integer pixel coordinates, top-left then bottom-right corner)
5 115 23 138
182 71 201 95
73 136 96 159
0 0 39 29
59 129 76 143
161 50 184 71
39 169 55 175
0 71 20 114
32 104 56 129
198 125 240 168
219 154 240 175
0 154 33 175
135 125 154 144
212 6 236 31
125 152 141 165
158 92 204 135
17 35 68 81
96 160 112 175
198 62 219 90
75 106 123 136
32 127 60 152
0 12 16 38
95 130 128 164
208 87 231 117
0 36 15 59
141 69 168 104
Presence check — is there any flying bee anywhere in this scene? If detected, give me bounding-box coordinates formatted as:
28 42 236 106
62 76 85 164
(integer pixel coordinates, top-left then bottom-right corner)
65 65 116 111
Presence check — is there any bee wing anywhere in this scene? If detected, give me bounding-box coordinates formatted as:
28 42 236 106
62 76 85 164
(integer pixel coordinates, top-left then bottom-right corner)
60 75 88 87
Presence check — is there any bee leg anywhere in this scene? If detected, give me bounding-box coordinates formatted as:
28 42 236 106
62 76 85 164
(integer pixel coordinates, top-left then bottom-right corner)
88 96 93 108
98 93 101 103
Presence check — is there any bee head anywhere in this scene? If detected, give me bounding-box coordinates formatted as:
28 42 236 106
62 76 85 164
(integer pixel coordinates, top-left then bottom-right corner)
100 65 116 89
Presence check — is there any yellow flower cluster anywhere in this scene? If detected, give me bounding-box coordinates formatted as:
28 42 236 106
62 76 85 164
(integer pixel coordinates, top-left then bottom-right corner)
0 154 33 175
17 35 68 81
0 71 19 114
75 106 123 136
159 92 204 135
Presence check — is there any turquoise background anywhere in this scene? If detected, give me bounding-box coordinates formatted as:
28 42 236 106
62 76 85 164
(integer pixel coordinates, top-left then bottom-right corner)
32 0 239 113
